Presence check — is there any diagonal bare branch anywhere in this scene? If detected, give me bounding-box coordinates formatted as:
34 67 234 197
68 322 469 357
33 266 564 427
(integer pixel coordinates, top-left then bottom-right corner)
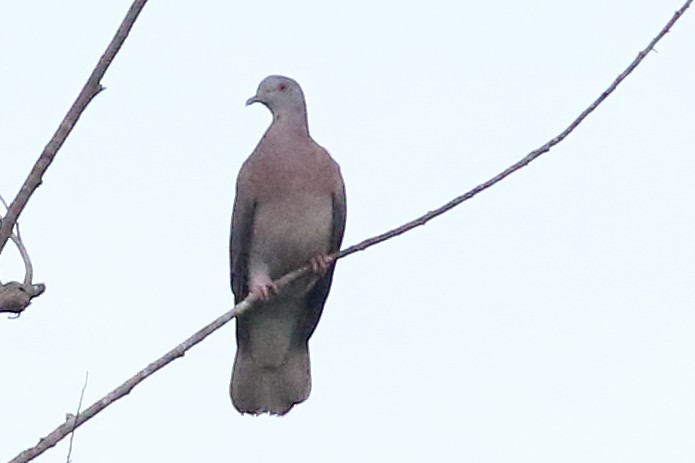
336 3 694 259
0 0 149 256
7 1 692 462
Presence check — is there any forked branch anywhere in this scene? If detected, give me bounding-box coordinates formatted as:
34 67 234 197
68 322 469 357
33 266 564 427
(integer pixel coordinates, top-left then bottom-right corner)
0 0 149 256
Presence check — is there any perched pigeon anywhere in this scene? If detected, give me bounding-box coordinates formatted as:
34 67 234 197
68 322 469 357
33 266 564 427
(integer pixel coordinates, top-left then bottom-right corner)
230 75 346 415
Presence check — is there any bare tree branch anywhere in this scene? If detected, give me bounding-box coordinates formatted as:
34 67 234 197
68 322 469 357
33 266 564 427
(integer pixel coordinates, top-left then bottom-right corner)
0 0 148 314
7 2 691 462
336 3 693 259
0 195 45 315
0 0 149 255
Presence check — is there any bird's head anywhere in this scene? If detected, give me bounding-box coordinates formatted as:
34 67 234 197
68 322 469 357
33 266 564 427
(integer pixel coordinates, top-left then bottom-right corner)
246 75 307 118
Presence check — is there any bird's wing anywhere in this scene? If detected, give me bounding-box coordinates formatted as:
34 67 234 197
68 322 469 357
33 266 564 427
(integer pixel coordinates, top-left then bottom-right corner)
230 168 256 304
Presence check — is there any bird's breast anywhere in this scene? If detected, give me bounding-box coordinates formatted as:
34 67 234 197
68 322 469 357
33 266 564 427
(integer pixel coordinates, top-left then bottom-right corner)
249 193 333 278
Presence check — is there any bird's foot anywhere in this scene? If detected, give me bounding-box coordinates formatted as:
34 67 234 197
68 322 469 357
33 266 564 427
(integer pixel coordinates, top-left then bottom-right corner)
309 254 333 275
249 275 277 301
250 283 276 301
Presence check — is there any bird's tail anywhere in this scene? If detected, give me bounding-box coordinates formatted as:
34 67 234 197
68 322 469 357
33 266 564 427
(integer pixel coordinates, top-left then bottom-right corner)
230 344 311 416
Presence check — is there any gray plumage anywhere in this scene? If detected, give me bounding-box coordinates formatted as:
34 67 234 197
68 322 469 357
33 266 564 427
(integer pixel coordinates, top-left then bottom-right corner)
230 75 346 415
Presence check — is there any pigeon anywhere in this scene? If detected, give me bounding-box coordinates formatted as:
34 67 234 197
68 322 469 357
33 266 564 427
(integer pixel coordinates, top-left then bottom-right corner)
229 75 346 415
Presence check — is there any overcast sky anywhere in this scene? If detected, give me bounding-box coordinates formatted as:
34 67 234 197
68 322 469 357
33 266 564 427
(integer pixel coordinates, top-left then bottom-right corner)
1 1 694 462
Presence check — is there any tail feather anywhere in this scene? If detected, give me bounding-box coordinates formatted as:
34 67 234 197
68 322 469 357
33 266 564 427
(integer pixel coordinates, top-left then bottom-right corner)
231 344 311 415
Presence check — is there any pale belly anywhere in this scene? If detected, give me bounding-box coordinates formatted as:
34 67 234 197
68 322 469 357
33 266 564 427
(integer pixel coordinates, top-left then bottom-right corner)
248 194 333 280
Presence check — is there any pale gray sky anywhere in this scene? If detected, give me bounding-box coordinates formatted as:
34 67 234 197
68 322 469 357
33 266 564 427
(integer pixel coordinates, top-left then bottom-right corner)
1 1 694 462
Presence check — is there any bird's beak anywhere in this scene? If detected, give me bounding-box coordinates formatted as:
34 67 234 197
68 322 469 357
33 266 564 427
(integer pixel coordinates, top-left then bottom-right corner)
246 95 259 106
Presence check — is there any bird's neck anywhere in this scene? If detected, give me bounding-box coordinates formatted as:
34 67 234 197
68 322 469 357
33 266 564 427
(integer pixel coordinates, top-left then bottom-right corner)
271 108 310 137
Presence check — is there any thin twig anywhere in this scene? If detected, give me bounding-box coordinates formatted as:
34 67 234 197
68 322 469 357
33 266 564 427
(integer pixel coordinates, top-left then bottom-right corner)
0 195 45 315
7 2 691 462
0 193 7 286
0 0 149 255
0 193 8 213
11 225 33 287
65 372 89 463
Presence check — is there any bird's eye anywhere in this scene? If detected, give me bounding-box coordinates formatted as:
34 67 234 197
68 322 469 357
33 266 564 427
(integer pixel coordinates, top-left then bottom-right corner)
278 83 287 91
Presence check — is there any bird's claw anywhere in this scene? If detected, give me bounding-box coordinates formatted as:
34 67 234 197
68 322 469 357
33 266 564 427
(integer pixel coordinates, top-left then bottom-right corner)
309 254 332 275
250 282 277 301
